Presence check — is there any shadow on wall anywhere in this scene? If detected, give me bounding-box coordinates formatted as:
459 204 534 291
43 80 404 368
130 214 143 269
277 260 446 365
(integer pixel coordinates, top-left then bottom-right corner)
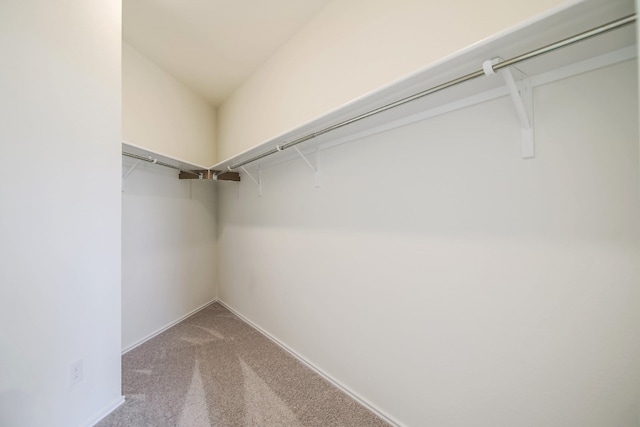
213 62 640 427
217 64 639 243
0 390 35 427
122 161 217 216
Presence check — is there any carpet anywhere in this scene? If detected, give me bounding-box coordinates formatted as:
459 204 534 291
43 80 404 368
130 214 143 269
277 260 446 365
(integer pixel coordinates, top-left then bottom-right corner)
97 302 389 427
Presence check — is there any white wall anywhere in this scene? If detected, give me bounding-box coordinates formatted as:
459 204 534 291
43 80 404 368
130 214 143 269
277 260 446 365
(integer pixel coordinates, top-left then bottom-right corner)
0 1 123 426
217 61 640 426
121 162 217 351
121 45 218 351
123 42 217 165
216 0 572 160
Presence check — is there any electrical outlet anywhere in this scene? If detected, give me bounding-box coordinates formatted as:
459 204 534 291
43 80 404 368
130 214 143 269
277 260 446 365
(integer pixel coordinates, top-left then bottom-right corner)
70 360 83 386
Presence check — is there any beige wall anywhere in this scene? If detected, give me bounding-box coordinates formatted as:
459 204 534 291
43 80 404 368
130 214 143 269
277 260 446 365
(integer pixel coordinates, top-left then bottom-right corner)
121 161 217 352
217 0 571 160
123 42 217 165
217 60 640 426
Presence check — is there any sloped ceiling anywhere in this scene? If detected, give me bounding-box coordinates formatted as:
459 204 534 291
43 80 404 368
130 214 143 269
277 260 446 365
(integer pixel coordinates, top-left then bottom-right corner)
123 0 331 105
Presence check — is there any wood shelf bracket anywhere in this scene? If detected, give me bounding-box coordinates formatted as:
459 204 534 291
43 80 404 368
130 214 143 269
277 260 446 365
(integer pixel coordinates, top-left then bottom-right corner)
293 146 320 188
240 165 262 196
215 171 241 181
178 169 241 181
483 57 535 159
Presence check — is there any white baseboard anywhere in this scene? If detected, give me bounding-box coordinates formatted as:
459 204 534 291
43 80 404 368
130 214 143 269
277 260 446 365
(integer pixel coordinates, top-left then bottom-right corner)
83 395 125 427
122 299 218 354
216 300 405 427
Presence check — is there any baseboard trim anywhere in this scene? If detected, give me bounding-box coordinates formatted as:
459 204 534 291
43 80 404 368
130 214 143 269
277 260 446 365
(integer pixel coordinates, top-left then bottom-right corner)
84 395 125 427
122 299 218 354
216 300 405 427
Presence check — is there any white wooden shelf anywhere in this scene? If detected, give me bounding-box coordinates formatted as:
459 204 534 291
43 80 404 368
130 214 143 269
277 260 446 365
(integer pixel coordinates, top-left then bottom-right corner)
210 0 636 173
122 140 211 171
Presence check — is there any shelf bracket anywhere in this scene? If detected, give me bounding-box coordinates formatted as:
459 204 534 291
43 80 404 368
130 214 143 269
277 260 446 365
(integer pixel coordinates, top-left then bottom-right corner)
215 171 241 181
178 170 240 181
123 159 141 181
293 146 320 188
179 170 209 180
240 165 262 197
121 159 141 191
483 58 534 159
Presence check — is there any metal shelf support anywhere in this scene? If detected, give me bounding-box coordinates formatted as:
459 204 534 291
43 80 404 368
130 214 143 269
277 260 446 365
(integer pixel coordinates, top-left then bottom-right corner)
484 58 534 159
293 147 320 188
241 165 262 197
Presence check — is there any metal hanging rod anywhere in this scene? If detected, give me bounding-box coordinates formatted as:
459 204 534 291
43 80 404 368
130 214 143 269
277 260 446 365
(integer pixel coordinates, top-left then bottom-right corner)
228 13 636 171
122 151 202 177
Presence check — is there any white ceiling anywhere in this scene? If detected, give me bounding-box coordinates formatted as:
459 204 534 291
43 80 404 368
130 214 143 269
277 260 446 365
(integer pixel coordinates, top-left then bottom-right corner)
123 0 331 106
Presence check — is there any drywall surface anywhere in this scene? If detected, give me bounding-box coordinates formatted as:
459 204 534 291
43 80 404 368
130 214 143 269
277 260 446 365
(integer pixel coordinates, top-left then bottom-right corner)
0 1 123 426
123 43 217 165
216 0 572 160
217 61 640 426
121 162 217 351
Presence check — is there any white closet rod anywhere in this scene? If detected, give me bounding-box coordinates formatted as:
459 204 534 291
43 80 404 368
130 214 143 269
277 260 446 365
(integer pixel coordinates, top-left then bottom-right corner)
227 13 636 172
122 151 202 178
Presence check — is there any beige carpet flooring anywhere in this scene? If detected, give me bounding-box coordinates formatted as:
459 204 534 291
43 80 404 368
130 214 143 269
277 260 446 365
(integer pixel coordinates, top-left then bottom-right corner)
98 302 389 427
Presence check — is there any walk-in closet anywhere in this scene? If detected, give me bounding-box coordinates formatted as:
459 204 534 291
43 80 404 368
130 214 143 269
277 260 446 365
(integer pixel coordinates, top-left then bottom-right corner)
1 0 639 426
